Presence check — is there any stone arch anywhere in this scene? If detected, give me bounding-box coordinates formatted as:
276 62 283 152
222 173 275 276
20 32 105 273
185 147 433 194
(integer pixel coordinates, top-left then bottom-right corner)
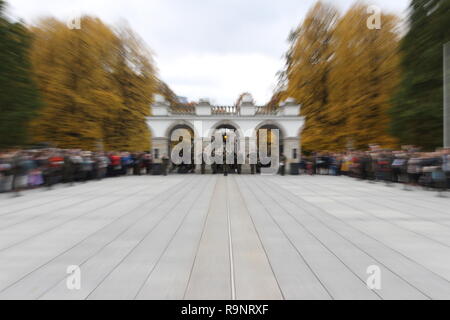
207 120 245 166
165 120 197 139
147 125 155 145
297 123 305 140
165 120 197 171
208 119 244 139
254 120 287 160
255 120 287 139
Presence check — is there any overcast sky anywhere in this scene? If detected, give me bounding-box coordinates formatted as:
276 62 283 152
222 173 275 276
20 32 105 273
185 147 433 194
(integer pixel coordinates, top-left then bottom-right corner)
9 0 410 105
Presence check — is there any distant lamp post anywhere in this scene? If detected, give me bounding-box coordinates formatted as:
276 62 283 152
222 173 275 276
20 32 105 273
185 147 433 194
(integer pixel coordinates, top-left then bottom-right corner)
444 42 450 148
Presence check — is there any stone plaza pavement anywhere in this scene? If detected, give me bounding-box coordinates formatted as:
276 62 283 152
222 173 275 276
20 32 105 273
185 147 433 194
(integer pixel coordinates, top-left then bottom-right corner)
0 175 449 300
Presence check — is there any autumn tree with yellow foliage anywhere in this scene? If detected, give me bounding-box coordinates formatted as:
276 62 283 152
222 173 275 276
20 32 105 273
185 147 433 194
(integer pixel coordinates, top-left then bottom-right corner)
329 4 399 150
283 2 338 152
102 25 157 151
282 2 400 152
29 17 157 151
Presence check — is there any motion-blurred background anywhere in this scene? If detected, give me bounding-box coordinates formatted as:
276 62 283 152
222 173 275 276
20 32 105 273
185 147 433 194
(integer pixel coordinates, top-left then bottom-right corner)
0 0 449 153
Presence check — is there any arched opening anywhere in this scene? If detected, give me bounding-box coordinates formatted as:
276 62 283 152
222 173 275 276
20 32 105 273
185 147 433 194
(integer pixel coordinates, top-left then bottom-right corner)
214 124 238 146
256 124 284 172
210 124 241 174
168 124 195 174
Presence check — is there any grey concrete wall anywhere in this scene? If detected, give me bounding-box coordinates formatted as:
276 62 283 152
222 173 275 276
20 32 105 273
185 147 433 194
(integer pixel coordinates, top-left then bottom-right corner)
152 137 169 163
283 137 301 164
445 42 450 148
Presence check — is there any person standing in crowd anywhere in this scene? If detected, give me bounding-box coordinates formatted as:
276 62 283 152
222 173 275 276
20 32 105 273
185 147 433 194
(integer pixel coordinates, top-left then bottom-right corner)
91 152 99 181
407 155 422 187
121 152 133 175
340 153 351 176
328 154 336 176
34 152 48 187
211 153 218 174
80 152 94 182
315 154 326 175
161 154 170 176
442 149 450 190
44 151 64 189
235 153 242 175
95 153 109 180
63 151 76 185
143 153 153 175
279 153 287 176
359 153 370 180
299 157 306 174
70 152 83 181
11 151 29 197
247 152 257 175
306 156 314 175
337 154 344 176
109 153 122 177
201 161 206 174
391 152 409 185
26 152 43 188
133 153 143 176
223 150 229 177
0 152 13 193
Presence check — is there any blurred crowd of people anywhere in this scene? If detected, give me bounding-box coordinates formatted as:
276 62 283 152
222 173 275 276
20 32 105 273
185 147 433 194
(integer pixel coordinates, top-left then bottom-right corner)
0 149 155 196
2 147 450 196
300 148 450 190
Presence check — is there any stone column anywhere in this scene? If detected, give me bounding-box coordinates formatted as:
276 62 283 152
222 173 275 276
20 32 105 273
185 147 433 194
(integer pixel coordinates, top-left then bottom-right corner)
149 94 171 164
239 93 256 116
445 42 450 148
283 137 300 174
194 138 206 173
152 137 169 164
240 136 255 174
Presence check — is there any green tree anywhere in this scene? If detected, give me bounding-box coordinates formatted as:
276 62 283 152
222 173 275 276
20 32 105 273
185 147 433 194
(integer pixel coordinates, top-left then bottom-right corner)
390 0 450 150
0 0 41 149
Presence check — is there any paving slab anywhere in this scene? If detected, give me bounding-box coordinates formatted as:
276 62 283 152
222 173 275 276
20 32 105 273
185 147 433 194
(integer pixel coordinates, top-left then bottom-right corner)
0 175 449 300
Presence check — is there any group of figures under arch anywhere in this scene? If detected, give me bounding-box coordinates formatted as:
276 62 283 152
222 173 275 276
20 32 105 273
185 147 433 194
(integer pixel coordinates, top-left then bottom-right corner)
167 123 286 175
147 93 304 175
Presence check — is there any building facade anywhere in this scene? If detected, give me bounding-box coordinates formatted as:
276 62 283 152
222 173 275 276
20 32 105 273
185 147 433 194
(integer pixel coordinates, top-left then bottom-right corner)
147 93 305 173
